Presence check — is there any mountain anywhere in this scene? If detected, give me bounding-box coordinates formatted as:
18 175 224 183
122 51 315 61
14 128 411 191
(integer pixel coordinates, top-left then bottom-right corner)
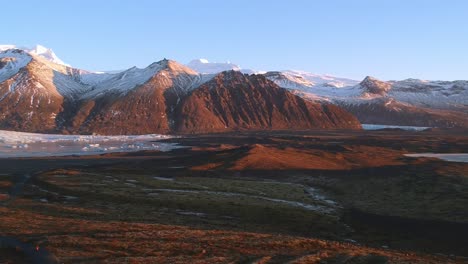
1 45 466 133
340 77 468 128
272 74 468 128
174 71 361 133
1 46 359 134
0 49 86 132
70 60 210 135
0 47 212 134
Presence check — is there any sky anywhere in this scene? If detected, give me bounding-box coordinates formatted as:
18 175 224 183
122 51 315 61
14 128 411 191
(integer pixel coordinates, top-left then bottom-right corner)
2 0 468 81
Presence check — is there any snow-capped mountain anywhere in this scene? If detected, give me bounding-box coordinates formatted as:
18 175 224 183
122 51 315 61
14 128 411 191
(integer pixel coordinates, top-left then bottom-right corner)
275 75 468 128
0 45 360 134
0 44 467 133
0 46 218 134
287 76 468 112
27 45 69 66
187 59 359 89
0 44 69 66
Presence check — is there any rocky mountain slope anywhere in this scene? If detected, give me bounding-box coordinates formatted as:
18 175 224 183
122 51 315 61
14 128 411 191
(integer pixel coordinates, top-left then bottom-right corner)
0 49 82 132
175 71 361 133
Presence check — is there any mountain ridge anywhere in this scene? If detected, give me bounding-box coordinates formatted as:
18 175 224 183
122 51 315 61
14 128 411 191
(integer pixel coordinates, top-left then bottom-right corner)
0 47 362 134
0 45 466 133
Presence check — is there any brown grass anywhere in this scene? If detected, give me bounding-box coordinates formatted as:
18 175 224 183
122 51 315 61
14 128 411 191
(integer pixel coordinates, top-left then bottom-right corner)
0 206 455 263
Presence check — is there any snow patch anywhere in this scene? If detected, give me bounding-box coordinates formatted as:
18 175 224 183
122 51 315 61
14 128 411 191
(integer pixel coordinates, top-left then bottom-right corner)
0 50 32 83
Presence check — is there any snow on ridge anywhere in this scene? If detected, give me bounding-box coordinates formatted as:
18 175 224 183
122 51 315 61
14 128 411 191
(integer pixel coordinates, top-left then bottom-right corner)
265 70 361 100
281 70 359 87
0 49 33 83
269 72 468 111
81 62 165 98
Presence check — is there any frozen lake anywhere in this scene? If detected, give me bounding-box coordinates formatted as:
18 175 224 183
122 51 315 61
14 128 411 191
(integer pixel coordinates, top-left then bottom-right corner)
362 124 430 131
0 130 181 158
404 153 468 163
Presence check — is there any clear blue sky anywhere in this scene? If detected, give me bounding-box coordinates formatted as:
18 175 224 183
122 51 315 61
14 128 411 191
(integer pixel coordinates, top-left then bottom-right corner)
2 0 468 81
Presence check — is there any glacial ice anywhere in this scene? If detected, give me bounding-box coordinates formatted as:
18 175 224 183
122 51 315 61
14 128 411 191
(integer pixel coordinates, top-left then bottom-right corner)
0 130 181 158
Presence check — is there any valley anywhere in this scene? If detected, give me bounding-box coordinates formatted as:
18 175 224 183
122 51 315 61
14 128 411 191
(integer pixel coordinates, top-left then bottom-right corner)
0 130 467 263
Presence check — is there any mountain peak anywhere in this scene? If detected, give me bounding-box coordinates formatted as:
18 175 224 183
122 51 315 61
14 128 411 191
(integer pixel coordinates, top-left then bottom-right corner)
359 76 391 95
27 44 69 66
30 44 50 54
0 44 68 66
153 59 198 75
